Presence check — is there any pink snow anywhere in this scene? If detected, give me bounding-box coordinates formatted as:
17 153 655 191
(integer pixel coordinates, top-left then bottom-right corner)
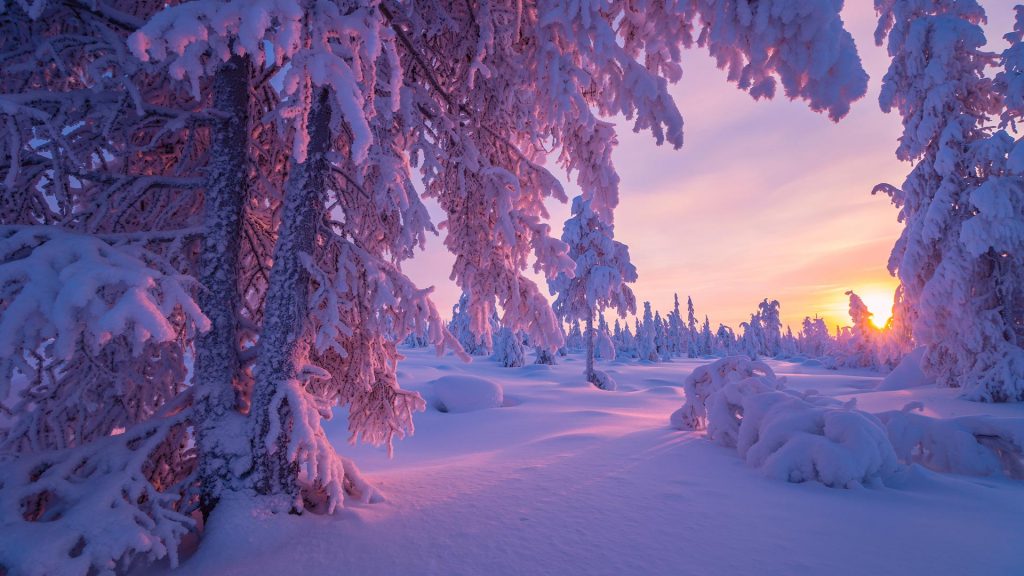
161 350 1024 576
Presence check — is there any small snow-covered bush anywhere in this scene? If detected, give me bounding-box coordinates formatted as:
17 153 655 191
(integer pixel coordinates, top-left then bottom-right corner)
534 347 557 365
431 376 504 413
589 369 617 391
673 356 899 487
737 392 898 487
877 410 1024 479
670 356 783 433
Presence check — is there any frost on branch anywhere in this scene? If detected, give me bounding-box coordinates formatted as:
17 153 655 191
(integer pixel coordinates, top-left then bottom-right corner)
0 226 208 395
0 398 196 576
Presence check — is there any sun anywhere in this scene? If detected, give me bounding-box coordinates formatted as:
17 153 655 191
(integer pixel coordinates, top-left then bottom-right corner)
855 290 894 329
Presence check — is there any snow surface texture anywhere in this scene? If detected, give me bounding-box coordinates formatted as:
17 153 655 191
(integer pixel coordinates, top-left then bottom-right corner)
676 356 1023 488
150 350 1024 576
430 375 504 413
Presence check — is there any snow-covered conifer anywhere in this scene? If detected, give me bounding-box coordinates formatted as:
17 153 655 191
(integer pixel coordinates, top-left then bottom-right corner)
0 0 872 570
550 196 637 387
493 327 526 367
686 296 699 358
637 302 660 362
875 0 1017 400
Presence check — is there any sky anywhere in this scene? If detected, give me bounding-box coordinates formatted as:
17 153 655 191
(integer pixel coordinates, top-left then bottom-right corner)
404 0 1019 332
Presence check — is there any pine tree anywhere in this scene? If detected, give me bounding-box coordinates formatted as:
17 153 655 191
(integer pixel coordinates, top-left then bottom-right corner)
637 302 660 362
875 0 1016 400
957 7 1024 401
686 296 699 358
550 196 637 387
450 292 489 356
0 0 871 571
668 294 685 356
701 315 713 356
758 299 783 357
492 327 526 367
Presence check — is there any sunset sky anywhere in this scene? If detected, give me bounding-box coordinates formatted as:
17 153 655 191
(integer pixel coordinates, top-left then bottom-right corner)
405 0 1019 332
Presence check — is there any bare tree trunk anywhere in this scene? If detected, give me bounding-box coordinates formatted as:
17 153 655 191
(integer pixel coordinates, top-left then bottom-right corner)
248 89 332 504
193 55 250 519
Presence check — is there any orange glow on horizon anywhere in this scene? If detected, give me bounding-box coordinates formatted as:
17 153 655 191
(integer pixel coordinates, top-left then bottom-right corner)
856 289 896 329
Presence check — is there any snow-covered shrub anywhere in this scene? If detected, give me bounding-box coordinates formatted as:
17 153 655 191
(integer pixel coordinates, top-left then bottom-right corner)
431 376 504 413
590 369 617 392
670 356 783 433
877 410 1024 479
737 392 899 487
534 347 558 365
673 356 899 487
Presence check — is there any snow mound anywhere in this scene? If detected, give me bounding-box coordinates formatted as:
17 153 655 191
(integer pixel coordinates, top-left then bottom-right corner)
878 410 1024 479
877 347 933 391
431 376 504 413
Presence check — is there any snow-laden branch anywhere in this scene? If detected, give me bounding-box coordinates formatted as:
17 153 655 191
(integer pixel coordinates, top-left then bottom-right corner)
0 227 209 398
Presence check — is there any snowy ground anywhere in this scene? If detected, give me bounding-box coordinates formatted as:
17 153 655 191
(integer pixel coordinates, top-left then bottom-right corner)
167 350 1024 576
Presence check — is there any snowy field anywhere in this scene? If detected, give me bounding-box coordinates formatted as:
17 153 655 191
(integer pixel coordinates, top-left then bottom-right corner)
167 350 1024 576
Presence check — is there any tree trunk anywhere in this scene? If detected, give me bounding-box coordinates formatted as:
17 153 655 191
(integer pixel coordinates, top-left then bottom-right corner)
248 89 332 504
193 55 250 519
585 312 596 386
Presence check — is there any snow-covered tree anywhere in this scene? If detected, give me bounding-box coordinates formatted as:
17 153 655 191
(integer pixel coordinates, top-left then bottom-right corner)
956 6 1024 402
667 294 685 356
0 0 871 571
686 296 699 358
492 327 526 367
550 196 637 387
654 311 672 361
798 316 832 358
450 292 490 356
874 0 1019 400
566 319 585 352
758 299 783 357
618 321 638 358
701 315 714 356
637 302 660 362
739 313 763 359
831 291 880 368
716 324 737 355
